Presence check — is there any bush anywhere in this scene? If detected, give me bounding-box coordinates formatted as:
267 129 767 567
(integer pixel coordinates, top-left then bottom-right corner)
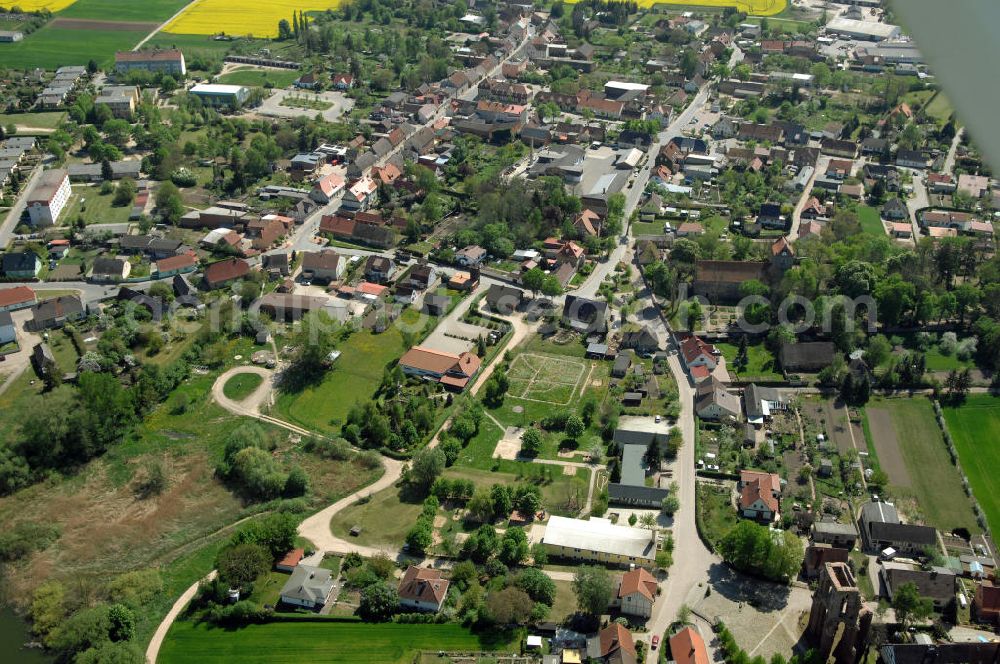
0 522 61 562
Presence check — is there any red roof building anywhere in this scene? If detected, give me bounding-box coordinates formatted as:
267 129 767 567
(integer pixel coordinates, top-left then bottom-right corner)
203 257 250 289
738 470 781 521
397 566 449 612
275 548 304 572
0 285 37 312
399 346 482 391
669 627 710 664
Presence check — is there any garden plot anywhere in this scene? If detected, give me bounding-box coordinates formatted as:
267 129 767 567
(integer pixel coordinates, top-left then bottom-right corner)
507 352 587 405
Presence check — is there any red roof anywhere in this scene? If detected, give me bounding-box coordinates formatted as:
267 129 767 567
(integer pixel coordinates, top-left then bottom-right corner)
739 470 781 513
689 364 711 381
619 567 657 602
398 566 449 606
679 335 716 366
598 623 635 658
320 215 356 238
0 286 36 308
277 548 304 569
669 627 710 664
156 253 197 272
204 258 249 286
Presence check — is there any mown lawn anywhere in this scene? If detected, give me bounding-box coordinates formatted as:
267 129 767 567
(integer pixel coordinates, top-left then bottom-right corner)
222 372 264 401
159 620 513 663
943 395 1000 534
217 68 301 89
716 341 781 381
273 309 432 434
62 185 134 226
1 26 148 69
857 206 886 237
874 398 979 533
0 111 67 129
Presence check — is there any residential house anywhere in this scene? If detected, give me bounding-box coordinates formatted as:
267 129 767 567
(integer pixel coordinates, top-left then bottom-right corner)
820 138 858 159
620 326 658 355
542 515 656 567
95 85 140 119
0 286 37 312
562 295 608 335
743 383 786 424
341 176 378 211
448 269 479 292
203 258 250 289
364 255 393 284
456 245 487 267
398 346 482 391
755 203 787 231
332 73 354 90
881 564 956 610
881 197 908 221
612 352 632 379
670 627 710 664
28 295 85 330
310 172 345 204
957 173 990 198
32 342 56 375
679 335 719 375
616 568 657 618
588 622 637 664
858 500 938 556
397 566 450 613
301 250 344 282
895 149 929 170
695 376 741 421
738 469 781 521
406 264 435 290
1 252 41 279
279 565 334 610
890 222 913 239
779 340 835 372
926 173 956 194
262 252 289 277
153 253 197 278
90 257 131 282
484 284 525 316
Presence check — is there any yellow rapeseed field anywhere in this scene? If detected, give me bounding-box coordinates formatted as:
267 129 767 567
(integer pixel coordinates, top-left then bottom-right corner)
164 0 343 38
7 0 78 11
568 0 787 16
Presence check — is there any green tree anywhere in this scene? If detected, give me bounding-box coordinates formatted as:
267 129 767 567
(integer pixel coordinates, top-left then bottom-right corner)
484 586 534 624
358 582 398 622
155 181 184 224
892 582 933 628
410 447 446 491
216 543 271 589
498 527 530 566
564 415 585 441
516 567 557 606
572 565 613 616
719 520 802 583
106 604 135 642
522 267 545 298
521 427 542 456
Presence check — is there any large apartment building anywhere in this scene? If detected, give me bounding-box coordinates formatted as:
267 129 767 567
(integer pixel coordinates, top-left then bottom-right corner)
115 49 186 76
27 169 71 226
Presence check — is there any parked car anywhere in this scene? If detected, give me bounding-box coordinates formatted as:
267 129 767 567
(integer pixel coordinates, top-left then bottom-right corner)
651 635 660 650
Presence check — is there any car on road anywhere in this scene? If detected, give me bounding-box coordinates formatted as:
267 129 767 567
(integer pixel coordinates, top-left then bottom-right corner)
651 635 660 650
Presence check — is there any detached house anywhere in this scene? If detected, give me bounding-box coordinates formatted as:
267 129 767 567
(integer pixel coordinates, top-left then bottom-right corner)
399 346 482 391
342 176 378 211
301 250 344 283
203 257 250 289
397 566 449 613
694 376 741 421
615 567 657 618
279 565 334 610
670 627 710 664
1 252 41 279
679 335 719 379
455 245 487 267
738 470 782 522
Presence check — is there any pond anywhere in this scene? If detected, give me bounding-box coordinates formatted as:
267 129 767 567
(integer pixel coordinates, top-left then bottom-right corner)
0 607 51 664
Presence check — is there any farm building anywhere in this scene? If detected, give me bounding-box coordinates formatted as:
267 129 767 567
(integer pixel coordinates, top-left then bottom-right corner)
541 515 657 567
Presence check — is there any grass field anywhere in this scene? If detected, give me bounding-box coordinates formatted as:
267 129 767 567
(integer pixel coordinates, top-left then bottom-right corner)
57 0 189 21
696 482 739 550
869 398 979 533
508 352 587 405
165 0 344 37
1 25 149 69
942 395 1000 533
217 68 301 89
222 372 264 401
273 309 430 434
716 341 781 381
0 111 67 130
160 620 512 663
857 206 886 237
145 31 256 59
62 184 134 226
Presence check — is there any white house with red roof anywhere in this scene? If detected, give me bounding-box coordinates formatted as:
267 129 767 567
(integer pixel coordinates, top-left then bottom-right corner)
738 469 782 522
310 172 345 204
615 567 658 618
679 335 719 376
398 346 482 391
397 566 450 612
342 176 378 211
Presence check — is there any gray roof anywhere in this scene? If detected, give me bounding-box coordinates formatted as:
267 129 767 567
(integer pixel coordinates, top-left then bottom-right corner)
609 483 669 506
279 565 334 605
813 521 858 537
563 295 608 334
620 444 646 486
744 383 784 421
870 521 937 548
2 252 39 274
859 501 899 526
0 310 12 327
612 352 631 375
613 416 669 447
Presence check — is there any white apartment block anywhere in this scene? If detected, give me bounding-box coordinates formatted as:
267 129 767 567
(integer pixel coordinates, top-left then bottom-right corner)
27 169 71 227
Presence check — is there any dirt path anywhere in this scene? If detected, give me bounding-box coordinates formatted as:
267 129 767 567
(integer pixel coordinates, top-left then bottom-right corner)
145 570 216 664
133 0 196 50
